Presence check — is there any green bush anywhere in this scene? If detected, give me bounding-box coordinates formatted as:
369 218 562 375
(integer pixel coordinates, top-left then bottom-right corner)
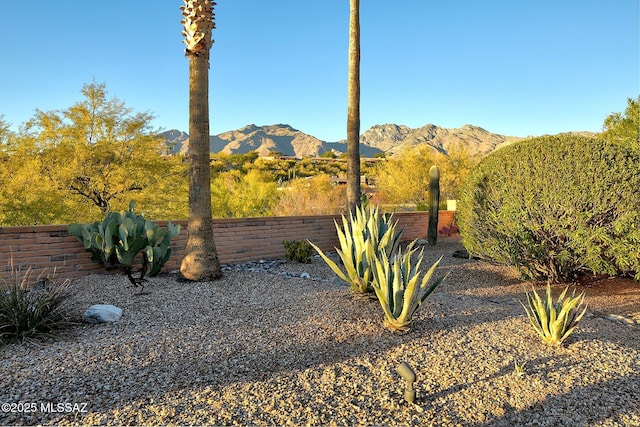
457 134 640 282
282 240 314 264
0 262 74 344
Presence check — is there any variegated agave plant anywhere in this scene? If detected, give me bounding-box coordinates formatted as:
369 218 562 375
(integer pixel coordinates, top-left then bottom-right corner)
369 243 447 333
309 204 403 294
521 283 587 346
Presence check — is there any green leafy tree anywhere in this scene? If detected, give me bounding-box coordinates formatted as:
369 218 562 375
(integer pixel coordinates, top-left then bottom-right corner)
601 96 639 149
19 82 167 215
437 143 480 200
0 115 10 144
252 157 298 182
458 134 639 282
0 86 178 225
211 169 279 217
0 120 73 225
134 155 190 221
373 146 436 207
373 144 478 208
0 150 73 225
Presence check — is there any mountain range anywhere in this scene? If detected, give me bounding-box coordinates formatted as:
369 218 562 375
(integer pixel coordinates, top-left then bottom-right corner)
160 123 528 158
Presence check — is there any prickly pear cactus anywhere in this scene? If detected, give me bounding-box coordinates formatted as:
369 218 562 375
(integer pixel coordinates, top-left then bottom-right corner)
69 201 180 276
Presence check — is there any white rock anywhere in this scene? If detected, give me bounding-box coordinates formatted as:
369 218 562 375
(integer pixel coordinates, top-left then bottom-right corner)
83 304 123 324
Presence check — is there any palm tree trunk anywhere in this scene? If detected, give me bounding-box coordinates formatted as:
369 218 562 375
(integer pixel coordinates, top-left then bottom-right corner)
180 0 222 281
346 0 361 213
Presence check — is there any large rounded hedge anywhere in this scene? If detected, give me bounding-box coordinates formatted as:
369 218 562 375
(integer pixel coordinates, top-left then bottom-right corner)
457 134 640 283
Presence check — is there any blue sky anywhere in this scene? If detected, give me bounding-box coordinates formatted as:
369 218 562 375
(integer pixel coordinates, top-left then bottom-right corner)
1 1 638 142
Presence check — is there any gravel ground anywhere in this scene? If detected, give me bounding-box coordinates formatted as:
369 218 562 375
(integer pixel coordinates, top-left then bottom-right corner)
1 237 639 426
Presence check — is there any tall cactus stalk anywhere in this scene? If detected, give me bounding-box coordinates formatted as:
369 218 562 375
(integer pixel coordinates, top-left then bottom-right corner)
428 165 440 246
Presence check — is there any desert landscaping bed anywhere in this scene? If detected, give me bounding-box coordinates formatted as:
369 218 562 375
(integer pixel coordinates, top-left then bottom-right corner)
1 237 639 426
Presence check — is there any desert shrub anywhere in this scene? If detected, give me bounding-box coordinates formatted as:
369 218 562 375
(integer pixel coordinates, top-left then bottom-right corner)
457 134 640 282
274 174 346 216
282 240 314 264
0 263 74 344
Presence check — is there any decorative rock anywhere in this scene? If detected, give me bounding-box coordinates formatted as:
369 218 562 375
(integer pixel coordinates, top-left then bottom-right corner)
416 239 428 246
220 258 329 282
83 304 123 324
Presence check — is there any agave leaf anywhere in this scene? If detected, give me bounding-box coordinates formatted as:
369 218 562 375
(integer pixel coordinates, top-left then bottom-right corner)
337 246 359 279
559 303 588 343
392 288 404 318
546 284 557 330
422 273 447 301
403 256 445 320
308 241 351 285
397 272 420 321
524 293 545 338
370 253 390 302
558 286 569 302
384 317 411 333
521 301 539 334
371 270 396 323
533 286 549 336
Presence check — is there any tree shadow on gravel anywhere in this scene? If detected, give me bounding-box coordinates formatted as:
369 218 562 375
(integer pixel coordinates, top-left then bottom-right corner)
418 348 639 427
467 373 640 427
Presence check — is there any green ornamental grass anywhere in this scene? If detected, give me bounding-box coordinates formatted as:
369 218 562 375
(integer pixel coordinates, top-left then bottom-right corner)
0 262 74 344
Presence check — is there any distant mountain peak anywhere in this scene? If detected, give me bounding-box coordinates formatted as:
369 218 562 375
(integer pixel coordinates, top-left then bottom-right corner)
160 122 524 158
237 124 260 134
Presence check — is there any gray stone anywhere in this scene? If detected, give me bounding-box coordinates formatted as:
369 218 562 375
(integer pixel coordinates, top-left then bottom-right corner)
300 272 311 279
416 239 428 246
83 304 123 324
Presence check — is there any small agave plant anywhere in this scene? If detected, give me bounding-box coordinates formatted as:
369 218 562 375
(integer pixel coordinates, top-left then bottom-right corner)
513 360 527 377
369 242 447 333
309 204 402 294
521 283 587 346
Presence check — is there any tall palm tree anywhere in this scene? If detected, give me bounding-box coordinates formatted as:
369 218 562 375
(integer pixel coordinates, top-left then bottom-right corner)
179 0 222 281
346 0 362 212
